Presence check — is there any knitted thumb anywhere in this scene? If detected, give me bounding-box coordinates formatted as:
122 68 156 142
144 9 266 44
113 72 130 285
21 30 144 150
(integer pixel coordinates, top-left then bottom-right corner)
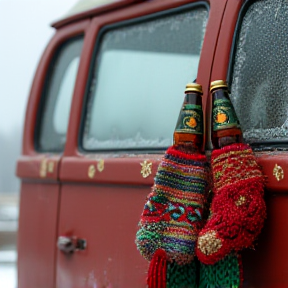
196 143 266 265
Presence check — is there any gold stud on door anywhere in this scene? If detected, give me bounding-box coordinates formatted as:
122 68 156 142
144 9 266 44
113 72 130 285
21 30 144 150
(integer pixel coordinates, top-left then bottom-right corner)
273 164 284 181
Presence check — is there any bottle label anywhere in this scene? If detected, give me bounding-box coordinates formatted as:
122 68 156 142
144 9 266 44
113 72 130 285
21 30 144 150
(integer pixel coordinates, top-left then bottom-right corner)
213 99 240 131
175 104 203 135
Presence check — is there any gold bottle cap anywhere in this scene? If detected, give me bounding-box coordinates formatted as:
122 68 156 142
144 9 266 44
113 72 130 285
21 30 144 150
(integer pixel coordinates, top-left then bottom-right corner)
210 80 228 92
185 83 203 94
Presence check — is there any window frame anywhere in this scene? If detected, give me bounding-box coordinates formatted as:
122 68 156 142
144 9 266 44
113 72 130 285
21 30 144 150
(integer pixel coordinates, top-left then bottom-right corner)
79 1 209 154
34 35 84 153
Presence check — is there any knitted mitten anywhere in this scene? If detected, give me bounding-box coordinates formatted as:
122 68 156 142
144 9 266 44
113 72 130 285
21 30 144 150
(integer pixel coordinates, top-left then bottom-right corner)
196 143 266 265
136 146 208 288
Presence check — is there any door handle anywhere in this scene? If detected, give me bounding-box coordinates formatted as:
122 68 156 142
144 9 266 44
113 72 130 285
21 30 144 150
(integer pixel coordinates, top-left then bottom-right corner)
57 236 87 254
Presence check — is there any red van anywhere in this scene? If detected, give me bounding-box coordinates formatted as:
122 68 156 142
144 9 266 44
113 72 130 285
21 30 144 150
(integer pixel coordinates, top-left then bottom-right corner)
16 0 288 287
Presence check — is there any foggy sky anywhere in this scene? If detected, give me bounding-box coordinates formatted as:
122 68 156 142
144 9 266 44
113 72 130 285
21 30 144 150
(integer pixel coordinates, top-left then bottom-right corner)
0 0 78 192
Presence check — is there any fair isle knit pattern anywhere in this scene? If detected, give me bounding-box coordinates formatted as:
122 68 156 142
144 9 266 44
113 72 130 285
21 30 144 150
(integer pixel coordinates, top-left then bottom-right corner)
136 146 208 265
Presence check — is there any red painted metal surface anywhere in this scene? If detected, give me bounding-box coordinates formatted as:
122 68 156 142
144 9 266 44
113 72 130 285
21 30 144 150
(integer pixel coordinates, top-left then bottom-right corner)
18 0 288 287
198 0 228 150
242 195 288 288
256 152 288 192
16 155 60 180
17 183 60 288
17 20 91 288
21 19 90 157
212 1 288 287
240 152 288 288
56 185 149 288
56 0 228 287
60 155 161 185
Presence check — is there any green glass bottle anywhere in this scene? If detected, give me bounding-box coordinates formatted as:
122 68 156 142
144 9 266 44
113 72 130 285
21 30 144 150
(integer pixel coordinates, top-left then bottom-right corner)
174 82 203 152
210 80 243 149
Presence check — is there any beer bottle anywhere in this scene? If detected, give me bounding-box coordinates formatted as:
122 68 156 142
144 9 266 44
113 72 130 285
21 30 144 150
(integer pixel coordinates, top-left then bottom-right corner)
210 80 243 148
173 83 203 152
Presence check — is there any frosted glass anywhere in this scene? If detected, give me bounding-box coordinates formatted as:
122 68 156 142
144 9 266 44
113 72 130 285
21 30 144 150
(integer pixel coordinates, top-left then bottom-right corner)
231 0 288 142
83 6 208 150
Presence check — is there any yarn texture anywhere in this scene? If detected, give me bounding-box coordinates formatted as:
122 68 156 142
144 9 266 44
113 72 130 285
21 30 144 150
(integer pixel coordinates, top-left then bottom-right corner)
136 146 208 265
196 143 266 265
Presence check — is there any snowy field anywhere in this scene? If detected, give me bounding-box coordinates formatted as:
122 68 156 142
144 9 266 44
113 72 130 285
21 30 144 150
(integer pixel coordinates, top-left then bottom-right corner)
0 251 17 288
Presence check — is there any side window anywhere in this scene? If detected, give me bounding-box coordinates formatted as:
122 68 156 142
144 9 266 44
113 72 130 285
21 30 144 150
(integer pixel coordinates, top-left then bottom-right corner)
230 0 288 144
82 5 208 151
36 36 83 152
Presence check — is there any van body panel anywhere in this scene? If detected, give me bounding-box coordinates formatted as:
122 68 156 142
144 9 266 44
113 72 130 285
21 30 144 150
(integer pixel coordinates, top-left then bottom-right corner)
21 20 90 156
60 155 160 185
17 20 90 288
16 155 60 180
17 183 60 288
56 0 227 287
242 194 288 288
256 154 288 192
17 0 288 287
56 184 149 288
212 1 288 287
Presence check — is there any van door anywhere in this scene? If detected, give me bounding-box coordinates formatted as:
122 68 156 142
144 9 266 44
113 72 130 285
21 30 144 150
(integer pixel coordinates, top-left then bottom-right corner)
56 1 227 287
16 20 89 288
211 0 288 287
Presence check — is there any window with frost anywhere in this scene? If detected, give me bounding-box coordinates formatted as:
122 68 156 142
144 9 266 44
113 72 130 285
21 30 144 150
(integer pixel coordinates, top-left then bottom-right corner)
230 0 288 144
82 4 208 151
36 37 83 152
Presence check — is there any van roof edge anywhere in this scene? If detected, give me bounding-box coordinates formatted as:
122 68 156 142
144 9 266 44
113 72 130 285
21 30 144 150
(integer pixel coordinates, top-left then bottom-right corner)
51 0 144 29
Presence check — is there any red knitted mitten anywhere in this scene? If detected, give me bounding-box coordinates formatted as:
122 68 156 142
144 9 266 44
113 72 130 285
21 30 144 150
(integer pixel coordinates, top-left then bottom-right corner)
196 143 266 265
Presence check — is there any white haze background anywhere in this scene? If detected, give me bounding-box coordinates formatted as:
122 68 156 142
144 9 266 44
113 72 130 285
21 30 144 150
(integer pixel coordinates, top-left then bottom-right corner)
0 2 79 287
0 0 78 193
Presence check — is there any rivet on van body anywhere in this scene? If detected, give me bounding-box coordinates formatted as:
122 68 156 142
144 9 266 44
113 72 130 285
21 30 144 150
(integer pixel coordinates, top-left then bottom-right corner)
97 159 104 172
88 165 96 178
140 160 152 178
40 158 47 178
273 164 284 181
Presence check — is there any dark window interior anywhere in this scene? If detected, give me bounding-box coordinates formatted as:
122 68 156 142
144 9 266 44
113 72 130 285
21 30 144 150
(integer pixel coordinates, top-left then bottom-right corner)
36 36 83 152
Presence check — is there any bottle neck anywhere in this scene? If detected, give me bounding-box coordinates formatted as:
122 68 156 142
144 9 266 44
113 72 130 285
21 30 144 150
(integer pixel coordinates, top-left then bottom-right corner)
211 87 229 101
211 88 243 148
184 92 202 106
